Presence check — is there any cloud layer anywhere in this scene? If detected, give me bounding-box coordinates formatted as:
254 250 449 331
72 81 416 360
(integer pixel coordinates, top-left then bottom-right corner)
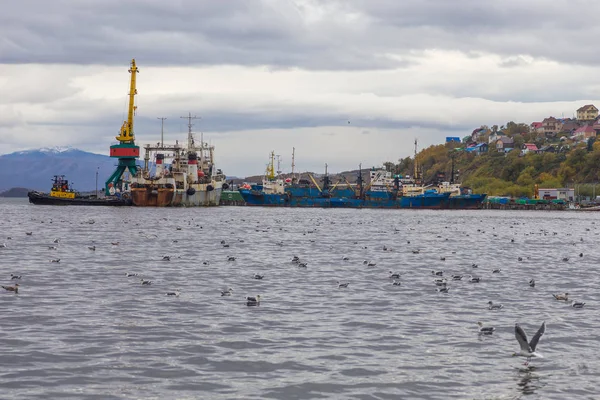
2 1 600 175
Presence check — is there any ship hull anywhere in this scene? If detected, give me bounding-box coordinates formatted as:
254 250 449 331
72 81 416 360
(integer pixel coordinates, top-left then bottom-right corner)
130 186 175 207
180 188 222 206
239 189 451 209
28 191 131 206
444 194 487 209
130 183 222 207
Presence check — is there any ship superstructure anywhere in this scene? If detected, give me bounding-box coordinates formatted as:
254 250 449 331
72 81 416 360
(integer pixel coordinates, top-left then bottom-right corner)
129 113 226 206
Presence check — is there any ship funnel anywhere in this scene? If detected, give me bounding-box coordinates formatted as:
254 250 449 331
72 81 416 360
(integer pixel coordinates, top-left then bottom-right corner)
188 152 198 183
156 153 165 176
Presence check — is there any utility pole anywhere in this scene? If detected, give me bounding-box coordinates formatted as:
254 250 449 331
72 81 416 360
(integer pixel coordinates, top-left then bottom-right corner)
157 117 167 147
95 167 99 198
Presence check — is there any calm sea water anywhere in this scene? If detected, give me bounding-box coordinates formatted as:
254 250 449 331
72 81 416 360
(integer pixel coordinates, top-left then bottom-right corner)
0 198 598 399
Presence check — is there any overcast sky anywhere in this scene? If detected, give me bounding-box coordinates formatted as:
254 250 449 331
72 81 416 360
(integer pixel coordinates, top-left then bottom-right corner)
2 0 600 176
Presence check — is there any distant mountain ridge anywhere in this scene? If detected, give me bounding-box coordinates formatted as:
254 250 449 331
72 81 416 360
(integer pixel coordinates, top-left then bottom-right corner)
0 147 118 192
0 147 245 192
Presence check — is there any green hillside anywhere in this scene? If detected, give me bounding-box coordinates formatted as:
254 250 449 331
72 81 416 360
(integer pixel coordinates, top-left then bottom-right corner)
388 129 600 198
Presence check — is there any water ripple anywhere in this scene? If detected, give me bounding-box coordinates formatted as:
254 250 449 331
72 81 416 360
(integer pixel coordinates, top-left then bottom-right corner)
1 199 600 399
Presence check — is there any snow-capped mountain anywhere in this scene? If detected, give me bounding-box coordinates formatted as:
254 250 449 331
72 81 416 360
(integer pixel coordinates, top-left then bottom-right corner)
0 148 126 192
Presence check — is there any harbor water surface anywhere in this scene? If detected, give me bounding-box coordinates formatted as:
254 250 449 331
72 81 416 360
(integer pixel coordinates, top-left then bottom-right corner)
0 198 598 399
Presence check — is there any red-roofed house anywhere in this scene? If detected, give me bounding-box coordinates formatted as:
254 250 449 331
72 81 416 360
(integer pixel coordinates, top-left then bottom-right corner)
573 125 596 141
530 122 544 134
521 143 539 155
577 105 598 121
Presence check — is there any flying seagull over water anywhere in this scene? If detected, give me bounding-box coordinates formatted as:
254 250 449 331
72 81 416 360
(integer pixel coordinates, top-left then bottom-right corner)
513 321 546 366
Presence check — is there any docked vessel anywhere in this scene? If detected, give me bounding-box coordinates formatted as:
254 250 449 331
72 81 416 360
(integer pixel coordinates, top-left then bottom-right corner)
433 155 486 209
28 175 131 206
129 114 226 207
238 151 451 209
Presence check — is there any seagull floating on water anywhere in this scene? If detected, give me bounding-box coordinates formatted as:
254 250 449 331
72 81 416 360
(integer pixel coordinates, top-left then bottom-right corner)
571 300 585 308
88 246 96 251
140 279 152 285
389 271 401 279
437 287 449 293
298 262 308 268
253 274 264 280
337 281 349 288
392 280 401 286
529 279 535 287
492 269 501 274
10 274 21 280
452 275 463 280
227 256 236 262
487 301 503 310
221 288 233 296
553 293 569 301
25 232 32 236
162 255 170 261
1 283 19 293
53 238 60 243
48 246 57 250
166 291 180 297
431 270 443 276
126 273 139 277
469 276 481 283
513 321 545 366
246 295 261 306
0 243 7 248
50 258 60 263
477 321 495 335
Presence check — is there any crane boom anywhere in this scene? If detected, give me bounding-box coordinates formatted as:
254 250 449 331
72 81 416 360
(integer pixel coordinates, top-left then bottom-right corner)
116 59 138 143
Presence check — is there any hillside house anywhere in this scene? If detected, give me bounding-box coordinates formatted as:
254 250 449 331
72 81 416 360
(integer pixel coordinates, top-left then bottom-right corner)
488 131 505 144
559 120 581 136
573 125 596 141
539 145 556 153
541 117 561 137
470 128 487 143
495 136 514 153
466 142 488 155
530 122 544 134
521 143 539 155
577 104 598 121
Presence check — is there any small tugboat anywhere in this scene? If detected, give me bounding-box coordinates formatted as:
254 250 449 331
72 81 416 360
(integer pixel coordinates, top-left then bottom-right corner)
28 175 131 206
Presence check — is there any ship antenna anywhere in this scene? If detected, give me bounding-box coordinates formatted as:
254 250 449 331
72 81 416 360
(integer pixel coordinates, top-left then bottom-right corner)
180 113 198 151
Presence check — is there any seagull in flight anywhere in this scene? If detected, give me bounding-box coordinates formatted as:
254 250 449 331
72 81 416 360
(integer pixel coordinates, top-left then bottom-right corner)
513 321 546 366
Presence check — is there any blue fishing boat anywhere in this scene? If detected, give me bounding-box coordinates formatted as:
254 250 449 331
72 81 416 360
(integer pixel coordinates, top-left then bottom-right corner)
238 151 451 209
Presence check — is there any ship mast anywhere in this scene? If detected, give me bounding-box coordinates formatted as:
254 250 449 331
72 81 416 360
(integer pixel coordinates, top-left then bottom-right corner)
291 147 296 182
266 151 276 180
413 138 419 182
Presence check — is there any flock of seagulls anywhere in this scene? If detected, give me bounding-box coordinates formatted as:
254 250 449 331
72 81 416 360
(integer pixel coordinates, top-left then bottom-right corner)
1 215 595 371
